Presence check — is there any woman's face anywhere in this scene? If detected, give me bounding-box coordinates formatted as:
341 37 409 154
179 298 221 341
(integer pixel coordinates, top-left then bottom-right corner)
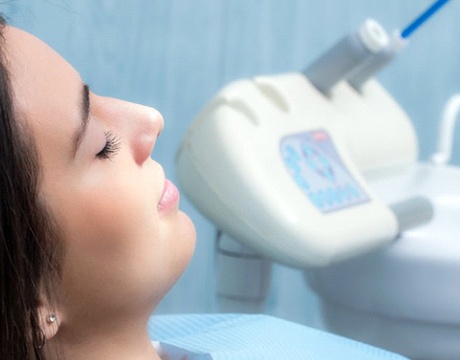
5 26 195 325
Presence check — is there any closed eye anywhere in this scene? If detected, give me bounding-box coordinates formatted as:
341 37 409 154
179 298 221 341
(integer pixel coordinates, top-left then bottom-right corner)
96 131 121 160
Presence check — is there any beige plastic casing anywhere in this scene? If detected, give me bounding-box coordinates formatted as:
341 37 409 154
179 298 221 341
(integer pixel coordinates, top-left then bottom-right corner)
176 73 417 268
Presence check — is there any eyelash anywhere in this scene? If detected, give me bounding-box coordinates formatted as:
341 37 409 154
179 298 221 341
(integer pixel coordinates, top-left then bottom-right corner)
96 131 121 160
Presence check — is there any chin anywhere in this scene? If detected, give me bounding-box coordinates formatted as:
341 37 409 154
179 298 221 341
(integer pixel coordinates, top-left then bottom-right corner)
177 210 196 266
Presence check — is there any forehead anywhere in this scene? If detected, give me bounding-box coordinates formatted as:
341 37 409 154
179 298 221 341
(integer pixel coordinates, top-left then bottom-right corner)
3 26 83 167
5 26 80 109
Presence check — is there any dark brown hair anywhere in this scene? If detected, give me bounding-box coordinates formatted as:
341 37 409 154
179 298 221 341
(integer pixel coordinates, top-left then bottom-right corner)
0 17 62 360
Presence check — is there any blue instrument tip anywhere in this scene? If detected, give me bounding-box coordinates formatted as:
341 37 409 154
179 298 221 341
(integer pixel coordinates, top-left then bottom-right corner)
401 0 452 39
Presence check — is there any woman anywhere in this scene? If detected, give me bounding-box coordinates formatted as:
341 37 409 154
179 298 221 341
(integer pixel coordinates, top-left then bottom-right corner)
0 17 196 360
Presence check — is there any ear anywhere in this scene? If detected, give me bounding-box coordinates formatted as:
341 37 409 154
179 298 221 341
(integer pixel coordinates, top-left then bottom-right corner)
37 303 62 341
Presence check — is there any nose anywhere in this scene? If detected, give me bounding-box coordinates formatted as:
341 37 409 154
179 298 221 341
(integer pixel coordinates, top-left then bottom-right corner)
128 104 164 166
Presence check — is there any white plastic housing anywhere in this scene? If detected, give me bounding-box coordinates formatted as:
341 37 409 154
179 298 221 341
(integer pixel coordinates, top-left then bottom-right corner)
176 73 417 268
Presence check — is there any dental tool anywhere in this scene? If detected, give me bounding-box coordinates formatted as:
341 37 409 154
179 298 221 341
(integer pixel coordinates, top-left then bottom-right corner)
401 0 451 39
306 0 452 92
348 0 452 89
303 19 389 94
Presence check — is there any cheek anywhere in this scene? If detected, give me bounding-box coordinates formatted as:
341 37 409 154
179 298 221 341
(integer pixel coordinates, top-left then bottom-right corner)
73 189 153 250
62 179 160 273
51 176 195 312
53 180 157 281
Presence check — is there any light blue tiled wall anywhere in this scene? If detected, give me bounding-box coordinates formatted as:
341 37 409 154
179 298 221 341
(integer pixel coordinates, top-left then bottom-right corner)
4 1 459 327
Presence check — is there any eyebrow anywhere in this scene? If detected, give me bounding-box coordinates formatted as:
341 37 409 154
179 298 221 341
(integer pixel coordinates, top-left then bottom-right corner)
74 83 90 157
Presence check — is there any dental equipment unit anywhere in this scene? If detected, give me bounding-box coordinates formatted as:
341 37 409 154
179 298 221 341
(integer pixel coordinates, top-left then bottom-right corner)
176 0 450 268
175 1 458 358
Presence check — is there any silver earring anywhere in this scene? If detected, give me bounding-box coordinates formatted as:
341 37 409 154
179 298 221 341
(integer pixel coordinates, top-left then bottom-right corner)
46 313 57 324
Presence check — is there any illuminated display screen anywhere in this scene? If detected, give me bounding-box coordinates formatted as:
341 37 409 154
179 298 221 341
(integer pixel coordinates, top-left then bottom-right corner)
280 129 369 213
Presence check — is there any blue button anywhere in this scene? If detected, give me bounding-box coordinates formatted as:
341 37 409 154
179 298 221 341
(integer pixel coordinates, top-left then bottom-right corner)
328 188 341 205
285 145 301 161
323 168 335 182
285 157 301 175
319 155 331 168
301 143 315 158
347 185 359 198
309 192 324 209
293 174 310 191
326 188 337 206
336 187 346 204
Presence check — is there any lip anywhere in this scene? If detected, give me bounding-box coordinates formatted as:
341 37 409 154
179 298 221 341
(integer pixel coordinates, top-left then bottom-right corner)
157 179 180 213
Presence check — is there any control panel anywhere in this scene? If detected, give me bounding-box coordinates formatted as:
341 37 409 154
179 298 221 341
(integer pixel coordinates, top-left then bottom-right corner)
281 129 370 213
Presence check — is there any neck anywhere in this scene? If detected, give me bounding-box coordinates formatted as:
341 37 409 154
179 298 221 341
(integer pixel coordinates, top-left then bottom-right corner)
45 318 161 360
